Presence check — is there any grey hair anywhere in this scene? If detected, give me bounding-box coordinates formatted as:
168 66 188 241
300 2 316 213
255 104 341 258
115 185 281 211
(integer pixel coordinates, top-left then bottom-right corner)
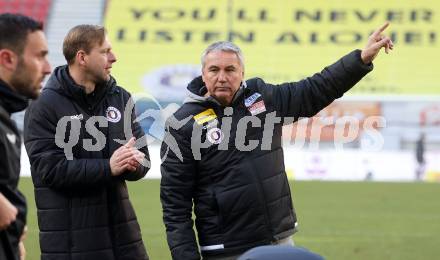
201 41 244 69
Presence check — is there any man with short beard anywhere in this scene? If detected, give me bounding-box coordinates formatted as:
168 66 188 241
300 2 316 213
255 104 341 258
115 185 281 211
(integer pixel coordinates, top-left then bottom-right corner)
0 13 51 260
24 25 150 260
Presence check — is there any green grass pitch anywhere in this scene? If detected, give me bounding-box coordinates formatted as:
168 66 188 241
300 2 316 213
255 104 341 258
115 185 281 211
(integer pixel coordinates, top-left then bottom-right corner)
19 178 440 259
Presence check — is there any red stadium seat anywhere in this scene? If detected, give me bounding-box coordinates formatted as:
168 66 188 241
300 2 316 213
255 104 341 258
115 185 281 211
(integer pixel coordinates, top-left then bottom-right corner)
0 0 52 24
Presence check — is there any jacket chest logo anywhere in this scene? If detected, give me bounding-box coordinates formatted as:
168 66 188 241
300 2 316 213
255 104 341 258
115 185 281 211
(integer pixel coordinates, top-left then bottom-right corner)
248 100 266 116
106 106 122 123
194 108 217 125
245 92 261 107
70 114 83 120
207 127 223 144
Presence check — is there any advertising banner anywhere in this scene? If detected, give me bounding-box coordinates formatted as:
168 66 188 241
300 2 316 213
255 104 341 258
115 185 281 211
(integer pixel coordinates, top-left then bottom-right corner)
105 0 440 100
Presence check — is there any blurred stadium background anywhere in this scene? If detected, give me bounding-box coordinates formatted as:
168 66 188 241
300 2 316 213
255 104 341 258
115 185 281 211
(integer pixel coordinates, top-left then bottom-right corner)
2 0 440 259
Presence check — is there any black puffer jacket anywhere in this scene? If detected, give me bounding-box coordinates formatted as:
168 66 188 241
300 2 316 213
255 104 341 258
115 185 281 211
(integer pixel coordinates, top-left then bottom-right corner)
0 80 27 260
24 66 150 260
160 50 373 259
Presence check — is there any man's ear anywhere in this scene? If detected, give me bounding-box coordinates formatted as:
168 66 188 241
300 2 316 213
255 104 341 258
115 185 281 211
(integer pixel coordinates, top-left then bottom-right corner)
75 50 87 66
0 49 18 71
201 69 206 83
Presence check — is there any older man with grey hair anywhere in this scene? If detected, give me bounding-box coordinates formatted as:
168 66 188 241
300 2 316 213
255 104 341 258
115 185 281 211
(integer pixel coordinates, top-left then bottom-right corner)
161 23 393 260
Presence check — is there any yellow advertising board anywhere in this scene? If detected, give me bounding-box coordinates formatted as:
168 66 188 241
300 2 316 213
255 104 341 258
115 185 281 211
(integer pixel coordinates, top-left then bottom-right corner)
105 0 440 100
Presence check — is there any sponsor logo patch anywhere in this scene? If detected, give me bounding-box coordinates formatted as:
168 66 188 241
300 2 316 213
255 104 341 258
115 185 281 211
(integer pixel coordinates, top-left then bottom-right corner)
248 100 266 116
202 119 218 130
207 127 224 144
106 106 122 123
70 114 83 120
244 93 262 107
194 108 217 125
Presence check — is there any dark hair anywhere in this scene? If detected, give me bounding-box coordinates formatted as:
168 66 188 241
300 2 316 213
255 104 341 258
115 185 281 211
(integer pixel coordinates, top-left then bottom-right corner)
63 24 106 65
0 13 43 55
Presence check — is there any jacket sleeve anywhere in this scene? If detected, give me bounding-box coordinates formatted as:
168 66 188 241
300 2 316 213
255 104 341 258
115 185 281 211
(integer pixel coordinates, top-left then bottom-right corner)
160 118 200 260
23 100 112 189
271 49 373 119
121 101 151 181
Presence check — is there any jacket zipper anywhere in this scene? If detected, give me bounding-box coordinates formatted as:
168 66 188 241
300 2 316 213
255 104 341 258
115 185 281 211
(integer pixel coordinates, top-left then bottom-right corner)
239 102 275 242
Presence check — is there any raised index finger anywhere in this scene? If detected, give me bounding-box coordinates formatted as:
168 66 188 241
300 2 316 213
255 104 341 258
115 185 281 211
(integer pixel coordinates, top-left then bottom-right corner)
372 22 390 37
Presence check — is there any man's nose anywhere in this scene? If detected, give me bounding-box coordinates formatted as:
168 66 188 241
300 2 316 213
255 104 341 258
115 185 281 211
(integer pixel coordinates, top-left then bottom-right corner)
218 71 227 82
43 59 51 75
109 51 117 63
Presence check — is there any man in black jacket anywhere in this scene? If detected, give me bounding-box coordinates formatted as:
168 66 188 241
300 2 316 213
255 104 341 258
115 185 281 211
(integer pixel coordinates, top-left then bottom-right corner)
160 23 393 260
24 25 150 260
0 13 51 260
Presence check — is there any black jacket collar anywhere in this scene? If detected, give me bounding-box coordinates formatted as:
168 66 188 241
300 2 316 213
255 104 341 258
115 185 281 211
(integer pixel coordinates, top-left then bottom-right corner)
46 66 118 110
0 78 28 114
